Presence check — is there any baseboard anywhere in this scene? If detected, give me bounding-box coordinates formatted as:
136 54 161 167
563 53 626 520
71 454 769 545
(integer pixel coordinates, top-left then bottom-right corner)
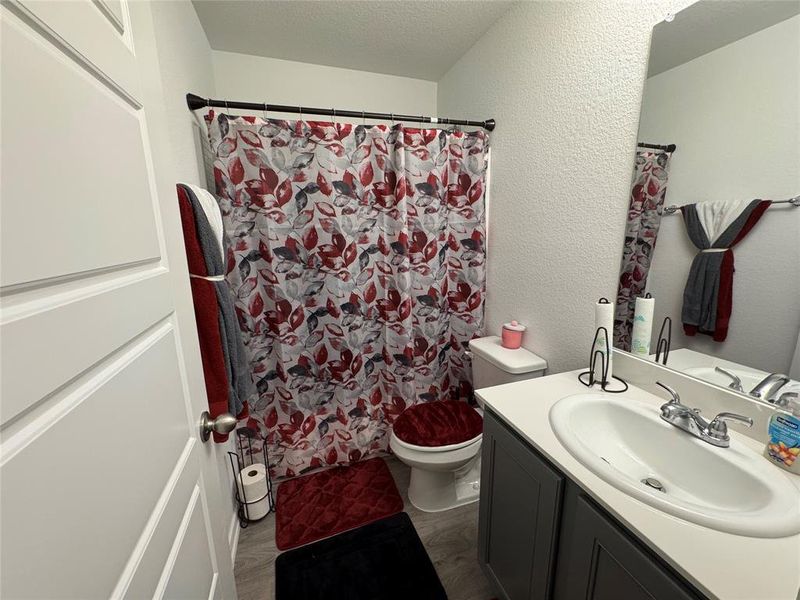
228 509 241 564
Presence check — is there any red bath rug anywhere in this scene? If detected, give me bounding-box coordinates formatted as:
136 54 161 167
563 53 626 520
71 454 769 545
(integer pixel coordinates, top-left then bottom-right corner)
275 457 404 550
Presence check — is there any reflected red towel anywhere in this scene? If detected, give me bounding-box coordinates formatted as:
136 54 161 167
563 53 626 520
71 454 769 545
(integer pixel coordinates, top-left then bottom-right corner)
177 186 231 442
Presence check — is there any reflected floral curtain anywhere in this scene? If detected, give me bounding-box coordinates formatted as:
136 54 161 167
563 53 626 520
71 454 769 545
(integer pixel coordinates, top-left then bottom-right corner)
614 149 672 350
206 112 488 478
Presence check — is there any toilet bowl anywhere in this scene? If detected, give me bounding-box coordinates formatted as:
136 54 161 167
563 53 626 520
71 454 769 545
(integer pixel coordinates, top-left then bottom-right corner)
389 401 484 512
390 336 547 512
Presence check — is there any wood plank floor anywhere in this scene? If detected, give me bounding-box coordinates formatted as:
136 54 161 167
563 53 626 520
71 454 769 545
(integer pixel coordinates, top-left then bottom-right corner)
233 456 497 600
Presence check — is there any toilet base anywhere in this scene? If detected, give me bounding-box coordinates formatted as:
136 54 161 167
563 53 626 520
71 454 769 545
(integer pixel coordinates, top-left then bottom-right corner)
407 456 481 513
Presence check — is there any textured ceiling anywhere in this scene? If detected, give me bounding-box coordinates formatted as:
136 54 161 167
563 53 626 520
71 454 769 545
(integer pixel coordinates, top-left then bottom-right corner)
192 0 517 81
648 0 800 76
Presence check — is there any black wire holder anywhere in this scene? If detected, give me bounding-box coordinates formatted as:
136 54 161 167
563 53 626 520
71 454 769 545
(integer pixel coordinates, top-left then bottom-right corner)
228 427 275 528
655 316 672 366
578 326 628 393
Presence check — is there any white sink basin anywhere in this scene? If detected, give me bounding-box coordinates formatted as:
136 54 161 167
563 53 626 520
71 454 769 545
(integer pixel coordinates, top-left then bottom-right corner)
549 393 800 538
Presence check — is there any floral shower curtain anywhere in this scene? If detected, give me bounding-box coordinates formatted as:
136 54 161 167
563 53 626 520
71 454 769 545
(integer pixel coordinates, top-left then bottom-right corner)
206 112 489 478
613 149 672 350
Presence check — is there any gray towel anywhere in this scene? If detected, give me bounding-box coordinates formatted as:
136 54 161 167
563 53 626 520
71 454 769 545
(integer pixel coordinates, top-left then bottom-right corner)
180 184 254 417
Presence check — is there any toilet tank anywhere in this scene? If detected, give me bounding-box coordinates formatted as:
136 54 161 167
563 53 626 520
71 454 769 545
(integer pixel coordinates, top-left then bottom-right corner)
469 335 547 390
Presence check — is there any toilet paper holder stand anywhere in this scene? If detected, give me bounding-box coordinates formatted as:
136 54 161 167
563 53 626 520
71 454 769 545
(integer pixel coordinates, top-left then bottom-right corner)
228 427 275 528
578 326 629 393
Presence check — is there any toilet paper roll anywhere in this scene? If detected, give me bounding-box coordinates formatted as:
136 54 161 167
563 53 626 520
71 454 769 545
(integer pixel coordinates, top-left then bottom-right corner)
237 463 270 521
631 296 655 358
243 496 270 521
594 299 614 382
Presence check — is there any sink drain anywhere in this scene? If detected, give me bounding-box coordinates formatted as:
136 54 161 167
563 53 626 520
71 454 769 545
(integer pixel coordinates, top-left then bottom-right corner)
641 477 665 492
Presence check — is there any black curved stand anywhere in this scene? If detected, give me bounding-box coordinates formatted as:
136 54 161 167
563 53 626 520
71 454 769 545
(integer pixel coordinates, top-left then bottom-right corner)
577 326 629 394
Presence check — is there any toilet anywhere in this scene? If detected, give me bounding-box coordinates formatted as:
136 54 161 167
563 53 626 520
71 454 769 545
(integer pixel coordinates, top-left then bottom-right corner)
390 335 547 512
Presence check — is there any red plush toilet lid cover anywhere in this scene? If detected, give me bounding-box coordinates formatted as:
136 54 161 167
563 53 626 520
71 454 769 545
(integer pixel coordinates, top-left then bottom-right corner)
393 400 483 447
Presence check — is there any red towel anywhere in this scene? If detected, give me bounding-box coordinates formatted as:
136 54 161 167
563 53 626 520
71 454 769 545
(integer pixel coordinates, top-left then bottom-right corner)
712 200 771 342
177 186 231 442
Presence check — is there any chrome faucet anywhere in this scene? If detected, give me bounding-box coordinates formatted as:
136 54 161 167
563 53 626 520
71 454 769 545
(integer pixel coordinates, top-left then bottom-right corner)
714 367 744 392
749 373 790 402
655 381 753 448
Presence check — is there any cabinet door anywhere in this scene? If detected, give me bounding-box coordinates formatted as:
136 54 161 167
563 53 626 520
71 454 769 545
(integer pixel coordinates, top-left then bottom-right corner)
479 410 564 600
554 486 705 600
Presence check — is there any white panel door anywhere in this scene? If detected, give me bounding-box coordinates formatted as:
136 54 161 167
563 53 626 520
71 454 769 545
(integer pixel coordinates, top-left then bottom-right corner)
0 1 237 598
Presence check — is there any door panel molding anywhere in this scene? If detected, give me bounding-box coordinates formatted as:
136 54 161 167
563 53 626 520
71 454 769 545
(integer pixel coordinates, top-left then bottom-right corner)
8 0 138 100
0 329 191 598
0 319 177 454
114 438 197 599
1 271 173 425
1 10 161 288
91 0 125 34
155 485 216 600
0 259 163 300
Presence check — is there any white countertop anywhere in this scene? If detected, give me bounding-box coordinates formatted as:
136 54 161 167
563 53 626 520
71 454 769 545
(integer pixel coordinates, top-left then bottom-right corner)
476 371 800 600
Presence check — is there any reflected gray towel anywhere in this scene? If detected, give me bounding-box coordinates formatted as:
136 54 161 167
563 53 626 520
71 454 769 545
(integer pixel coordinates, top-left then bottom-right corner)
180 184 254 417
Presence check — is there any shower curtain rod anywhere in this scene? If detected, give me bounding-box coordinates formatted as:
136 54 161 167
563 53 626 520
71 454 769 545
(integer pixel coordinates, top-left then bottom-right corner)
663 194 800 215
638 142 676 152
185 93 496 131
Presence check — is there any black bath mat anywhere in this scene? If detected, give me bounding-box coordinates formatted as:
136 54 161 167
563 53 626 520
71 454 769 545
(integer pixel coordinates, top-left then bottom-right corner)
275 512 447 600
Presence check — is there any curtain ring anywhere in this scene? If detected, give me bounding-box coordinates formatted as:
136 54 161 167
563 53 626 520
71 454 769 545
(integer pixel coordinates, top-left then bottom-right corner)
390 113 395 127
225 100 229 113
263 101 268 121
332 108 337 126
362 110 366 127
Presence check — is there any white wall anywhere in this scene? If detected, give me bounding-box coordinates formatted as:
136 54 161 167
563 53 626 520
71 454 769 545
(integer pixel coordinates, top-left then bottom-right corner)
437 0 674 374
150 0 217 188
211 51 437 123
641 16 800 375
148 0 241 556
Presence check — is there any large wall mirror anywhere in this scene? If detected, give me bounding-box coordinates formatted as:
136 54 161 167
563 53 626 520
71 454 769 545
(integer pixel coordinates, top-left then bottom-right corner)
613 1 800 403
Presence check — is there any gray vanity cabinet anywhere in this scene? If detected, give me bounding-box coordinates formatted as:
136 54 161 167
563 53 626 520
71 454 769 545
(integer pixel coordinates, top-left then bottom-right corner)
479 410 705 600
478 408 565 600
553 485 703 600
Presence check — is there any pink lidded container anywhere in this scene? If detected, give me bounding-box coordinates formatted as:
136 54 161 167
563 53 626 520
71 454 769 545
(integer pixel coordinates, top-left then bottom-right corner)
501 321 526 349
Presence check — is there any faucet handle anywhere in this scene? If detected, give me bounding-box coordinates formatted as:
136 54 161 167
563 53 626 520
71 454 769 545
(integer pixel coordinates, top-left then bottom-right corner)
775 392 798 408
707 412 753 442
714 367 744 392
655 381 681 405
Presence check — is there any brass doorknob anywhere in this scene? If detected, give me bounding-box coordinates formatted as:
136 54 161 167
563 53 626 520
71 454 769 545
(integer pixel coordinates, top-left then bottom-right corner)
199 411 237 442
